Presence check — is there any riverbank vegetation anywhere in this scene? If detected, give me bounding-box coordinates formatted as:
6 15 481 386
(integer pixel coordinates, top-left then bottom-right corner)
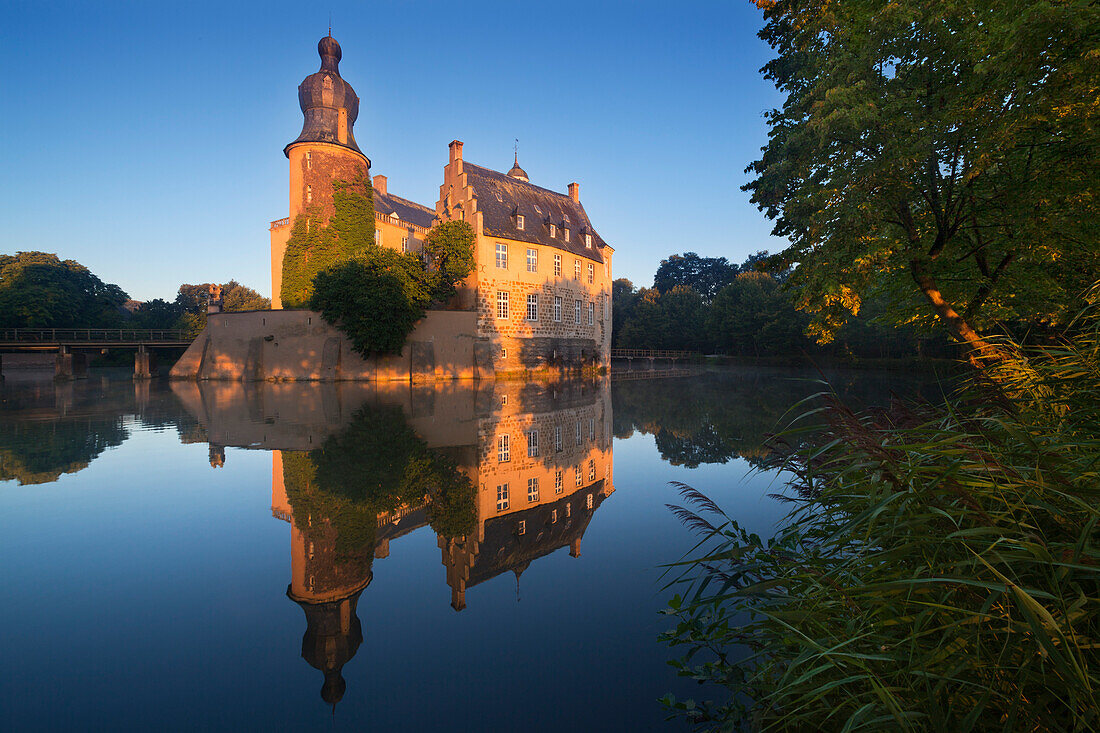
661 0 1100 729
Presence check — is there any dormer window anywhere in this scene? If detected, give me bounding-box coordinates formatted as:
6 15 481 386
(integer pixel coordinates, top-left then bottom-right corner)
516 214 525 230
564 228 570 242
550 223 557 238
585 233 592 249
533 205 542 214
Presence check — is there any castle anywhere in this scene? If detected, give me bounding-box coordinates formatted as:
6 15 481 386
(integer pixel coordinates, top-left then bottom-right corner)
268 35 614 371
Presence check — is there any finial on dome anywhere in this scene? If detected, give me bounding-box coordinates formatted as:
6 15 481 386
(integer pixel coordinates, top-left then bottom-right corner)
507 142 529 183
318 35 341 73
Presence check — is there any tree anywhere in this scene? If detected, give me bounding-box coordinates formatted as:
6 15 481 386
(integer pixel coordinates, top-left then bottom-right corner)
617 288 670 349
707 272 808 357
309 254 431 357
745 1 1100 362
653 252 739 301
174 280 271 335
281 171 375 308
0 252 129 328
131 298 182 329
422 220 476 304
659 286 708 352
611 278 639 347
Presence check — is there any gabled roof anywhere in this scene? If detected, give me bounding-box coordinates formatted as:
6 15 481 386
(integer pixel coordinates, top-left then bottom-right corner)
374 190 435 230
462 162 608 263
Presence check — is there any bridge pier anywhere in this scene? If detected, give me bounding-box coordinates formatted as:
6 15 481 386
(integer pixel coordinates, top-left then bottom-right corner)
134 346 154 379
55 346 87 381
0 354 4 382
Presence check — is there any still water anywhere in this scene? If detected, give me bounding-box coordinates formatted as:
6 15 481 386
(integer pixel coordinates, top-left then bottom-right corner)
0 367 937 731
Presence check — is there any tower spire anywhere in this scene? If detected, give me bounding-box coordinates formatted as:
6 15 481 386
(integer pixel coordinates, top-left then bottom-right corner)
507 139 529 182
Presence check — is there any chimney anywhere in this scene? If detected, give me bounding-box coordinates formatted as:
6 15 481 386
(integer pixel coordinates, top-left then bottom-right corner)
570 537 582 558
568 182 580 202
372 174 387 196
449 139 464 163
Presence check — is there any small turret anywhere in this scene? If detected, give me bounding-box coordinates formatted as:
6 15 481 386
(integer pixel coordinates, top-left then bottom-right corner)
507 152 529 183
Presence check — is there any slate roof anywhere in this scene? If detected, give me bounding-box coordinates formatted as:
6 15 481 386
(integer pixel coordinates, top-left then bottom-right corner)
374 190 436 230
466 480 608 589
462 162 608 264
285 36 364 158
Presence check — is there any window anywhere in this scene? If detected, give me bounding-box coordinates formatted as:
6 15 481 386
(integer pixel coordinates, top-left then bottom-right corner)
589 417 595 439
501 346 507 358
306 151 312 169
555 470 563 494
497 483 509 511
574 300 582 325
586 493 594 509
566 502 572 517
528 477 539 502
534 205 542 214
589 459 596 480
497 291 509 319
553 254 562 277
526 293 538 321
564 228 570 242
374 229 382 245
498 434 510 462
401 236 409 253
496 242 508 269
516 214 525 230
588 302 595 326
553 296 562 323
575 468 583 487
554 425 563 451
306 185 312 204
574 259 582 279
526 429 539 457
495 192 503 202
575 421 582 446
551 509 558 523
550 223 557 238
585 233 593 248
518 519 525 535
501 394 508 405
588 263 595 284
527 248 537 272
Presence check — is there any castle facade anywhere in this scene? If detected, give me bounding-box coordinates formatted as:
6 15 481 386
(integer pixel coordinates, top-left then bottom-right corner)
269 35 614 370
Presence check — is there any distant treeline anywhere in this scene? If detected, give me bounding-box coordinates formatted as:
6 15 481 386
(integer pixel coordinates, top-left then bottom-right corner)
0 251 269 334
614 251 953 361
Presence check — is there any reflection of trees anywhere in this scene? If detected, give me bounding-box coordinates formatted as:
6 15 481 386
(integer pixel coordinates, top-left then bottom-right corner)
0 417 129 485
613 369 941 467
283 403 476 545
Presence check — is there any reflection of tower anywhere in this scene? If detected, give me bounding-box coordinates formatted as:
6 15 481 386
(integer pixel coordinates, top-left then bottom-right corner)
273 451 373 708
208 444 225 468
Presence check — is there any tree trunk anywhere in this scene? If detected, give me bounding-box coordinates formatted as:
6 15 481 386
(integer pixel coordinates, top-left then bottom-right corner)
909 258 1005 368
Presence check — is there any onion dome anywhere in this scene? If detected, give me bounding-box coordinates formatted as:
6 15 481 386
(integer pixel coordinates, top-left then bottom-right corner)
507 153 529 182
284 35 364 158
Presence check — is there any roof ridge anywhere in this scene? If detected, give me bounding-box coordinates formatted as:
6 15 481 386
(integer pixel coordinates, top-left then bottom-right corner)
377 189 433 212
463 161 572 200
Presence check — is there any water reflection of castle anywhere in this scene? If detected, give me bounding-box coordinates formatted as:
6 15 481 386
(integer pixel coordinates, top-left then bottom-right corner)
173 378 613 706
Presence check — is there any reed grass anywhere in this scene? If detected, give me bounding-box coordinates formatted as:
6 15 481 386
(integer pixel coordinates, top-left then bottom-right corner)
660 304 1100 730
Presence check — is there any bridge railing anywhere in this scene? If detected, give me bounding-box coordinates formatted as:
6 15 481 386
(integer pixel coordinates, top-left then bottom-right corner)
0 328 192 343
609 348 700 359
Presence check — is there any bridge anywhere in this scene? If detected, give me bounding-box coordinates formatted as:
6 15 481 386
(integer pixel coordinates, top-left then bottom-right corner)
0 328 195 380
609 348 700 362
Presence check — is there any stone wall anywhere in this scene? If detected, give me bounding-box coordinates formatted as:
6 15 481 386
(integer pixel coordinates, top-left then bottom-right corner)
170 309 489 382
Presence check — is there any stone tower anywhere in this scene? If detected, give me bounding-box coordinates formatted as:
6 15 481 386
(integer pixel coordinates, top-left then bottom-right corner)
269 34 370 308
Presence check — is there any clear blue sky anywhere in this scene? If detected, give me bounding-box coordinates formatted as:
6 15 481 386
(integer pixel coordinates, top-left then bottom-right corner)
0 0 785 301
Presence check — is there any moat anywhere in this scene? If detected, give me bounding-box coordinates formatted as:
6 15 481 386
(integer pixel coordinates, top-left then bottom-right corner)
0 367 938 731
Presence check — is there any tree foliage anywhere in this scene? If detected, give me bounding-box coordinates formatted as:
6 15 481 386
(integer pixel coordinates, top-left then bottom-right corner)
0 251 129 328
746 0 1100 358
653 252 739 301
422 220 476 304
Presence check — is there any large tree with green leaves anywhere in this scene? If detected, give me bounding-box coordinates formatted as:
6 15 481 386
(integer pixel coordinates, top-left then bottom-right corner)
0 252 129 328
746 0 1100 362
